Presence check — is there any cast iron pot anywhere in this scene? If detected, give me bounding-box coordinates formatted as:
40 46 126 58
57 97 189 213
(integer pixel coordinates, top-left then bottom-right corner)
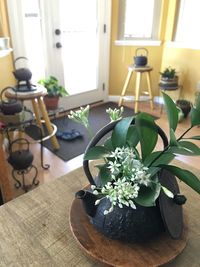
176 99 192 118
0 87 23 115
78 119 185 243
7 138 33 170
13 57 32 85
134 48 148 67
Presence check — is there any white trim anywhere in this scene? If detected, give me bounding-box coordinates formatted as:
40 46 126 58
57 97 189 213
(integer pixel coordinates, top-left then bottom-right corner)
115 40 162 46
108 95 160 102
166 41 200 50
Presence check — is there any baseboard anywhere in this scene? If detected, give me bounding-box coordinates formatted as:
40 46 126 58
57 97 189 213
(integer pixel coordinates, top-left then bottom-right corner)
108 95 163 104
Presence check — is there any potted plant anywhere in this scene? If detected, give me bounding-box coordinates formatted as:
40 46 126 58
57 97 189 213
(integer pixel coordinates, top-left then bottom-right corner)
159 66 179 89
71 93 200 244
176 99 192 118
38 76 68 110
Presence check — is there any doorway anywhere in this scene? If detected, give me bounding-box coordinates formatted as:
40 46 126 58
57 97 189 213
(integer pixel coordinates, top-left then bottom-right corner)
7 0 111 109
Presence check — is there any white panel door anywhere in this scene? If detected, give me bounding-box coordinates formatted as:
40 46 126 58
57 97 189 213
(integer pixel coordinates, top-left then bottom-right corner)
7 0 111 109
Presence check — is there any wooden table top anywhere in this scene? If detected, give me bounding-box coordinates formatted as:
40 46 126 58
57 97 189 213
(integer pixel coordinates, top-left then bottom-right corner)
5 84 47 100
0 160 199 267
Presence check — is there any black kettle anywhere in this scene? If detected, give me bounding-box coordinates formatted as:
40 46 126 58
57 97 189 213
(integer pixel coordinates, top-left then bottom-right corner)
0 87 23 115
134 48 148 67
79 118 185 242
13 57 32 89
7 138 34 170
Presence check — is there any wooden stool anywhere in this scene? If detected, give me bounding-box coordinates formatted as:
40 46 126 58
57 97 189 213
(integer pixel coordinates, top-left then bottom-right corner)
5 85 60 150
119 65 154 113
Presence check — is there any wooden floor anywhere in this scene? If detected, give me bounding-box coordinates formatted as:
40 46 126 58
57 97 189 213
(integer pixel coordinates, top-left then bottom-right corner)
5 100 200 199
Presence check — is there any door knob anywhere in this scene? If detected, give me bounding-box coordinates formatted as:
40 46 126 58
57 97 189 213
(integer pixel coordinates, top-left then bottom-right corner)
55 29 61 35
56 42 62 49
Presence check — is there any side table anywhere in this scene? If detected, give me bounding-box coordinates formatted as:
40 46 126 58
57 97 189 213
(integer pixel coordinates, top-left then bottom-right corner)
119 65 154 113
5 85 60 150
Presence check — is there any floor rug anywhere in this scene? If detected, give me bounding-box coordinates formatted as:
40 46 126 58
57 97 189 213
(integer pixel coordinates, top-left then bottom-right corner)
26 102 136 161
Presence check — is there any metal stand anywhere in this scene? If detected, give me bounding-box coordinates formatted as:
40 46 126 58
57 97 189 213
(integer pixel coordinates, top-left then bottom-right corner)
12 165 39 193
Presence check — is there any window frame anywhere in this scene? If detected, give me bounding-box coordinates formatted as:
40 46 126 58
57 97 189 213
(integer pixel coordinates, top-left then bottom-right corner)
117 0 162 42
173 0 200 49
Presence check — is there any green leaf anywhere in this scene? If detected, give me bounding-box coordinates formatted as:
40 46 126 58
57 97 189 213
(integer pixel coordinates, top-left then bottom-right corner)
168 146 197 156
135 113 158 160
190 107 200 127
144 151 162 166
126 125 139 147
134 182 161 207
96 164 111 186
160 165 200 194
104 137 113 151
184 135 200 140
111 116 134 148
178 141 200 155
84 146 109 160
195 93 200 110
151 152 175 167
148 166 161 177
162 92 178 131
170 128 179 146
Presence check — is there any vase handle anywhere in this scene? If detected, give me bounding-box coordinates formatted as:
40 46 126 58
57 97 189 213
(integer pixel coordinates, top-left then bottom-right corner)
83 117 168 185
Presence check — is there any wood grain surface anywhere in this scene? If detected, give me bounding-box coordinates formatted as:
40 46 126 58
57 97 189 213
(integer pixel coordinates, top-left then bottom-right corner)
70 197 188 267
0 159 199 267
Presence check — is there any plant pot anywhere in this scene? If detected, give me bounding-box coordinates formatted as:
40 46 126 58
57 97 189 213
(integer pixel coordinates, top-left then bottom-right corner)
176 99 192 118
44 96 59 110
159 76 179 89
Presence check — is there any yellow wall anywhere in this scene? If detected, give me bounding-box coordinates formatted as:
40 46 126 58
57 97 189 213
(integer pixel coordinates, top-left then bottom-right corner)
109 0 200 102
160 0 200 102
0 0 15 90
109 0 166 95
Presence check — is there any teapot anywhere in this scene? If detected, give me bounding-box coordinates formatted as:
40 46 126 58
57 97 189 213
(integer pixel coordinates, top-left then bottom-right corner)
13 57 32 89
0 87 23 115
134 47 148 67
7 138 34 170
76 118 185 242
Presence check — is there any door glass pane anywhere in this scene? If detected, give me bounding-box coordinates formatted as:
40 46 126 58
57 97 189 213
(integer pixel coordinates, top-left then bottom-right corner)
124 0 154 38
21 0 45 82
59 0 98 95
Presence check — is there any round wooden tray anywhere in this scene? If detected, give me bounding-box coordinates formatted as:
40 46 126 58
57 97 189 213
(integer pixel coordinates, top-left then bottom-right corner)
69 199 188 267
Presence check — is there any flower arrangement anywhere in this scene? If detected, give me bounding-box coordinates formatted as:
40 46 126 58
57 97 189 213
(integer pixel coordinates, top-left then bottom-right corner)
70 93 200 215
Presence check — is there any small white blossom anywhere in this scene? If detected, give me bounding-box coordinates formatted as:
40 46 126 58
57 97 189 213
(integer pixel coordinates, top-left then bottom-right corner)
91 185 96 190
92 146 158 215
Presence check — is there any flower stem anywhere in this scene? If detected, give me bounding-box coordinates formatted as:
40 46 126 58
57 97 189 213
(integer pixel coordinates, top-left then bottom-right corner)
149 125 194 167
177 125 193 141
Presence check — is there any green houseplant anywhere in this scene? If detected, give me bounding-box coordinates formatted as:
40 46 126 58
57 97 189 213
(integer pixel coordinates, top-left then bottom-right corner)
38 76 68 110
72 93 200 243
159 66 179 89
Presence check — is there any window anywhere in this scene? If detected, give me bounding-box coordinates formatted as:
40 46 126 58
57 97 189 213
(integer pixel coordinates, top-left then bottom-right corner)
118 0 162 41
174 0 200 46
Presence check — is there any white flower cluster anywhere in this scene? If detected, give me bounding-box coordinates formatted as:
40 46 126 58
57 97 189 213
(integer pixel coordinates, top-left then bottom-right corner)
92 147 152 215
68 105 90 128
106 106 124 122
